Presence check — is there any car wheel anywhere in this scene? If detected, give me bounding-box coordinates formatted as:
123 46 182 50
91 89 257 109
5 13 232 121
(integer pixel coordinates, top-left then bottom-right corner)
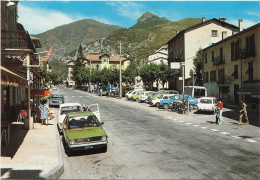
101 145 107 153
65 144 72 156
155 102 160 107
163 104 169 110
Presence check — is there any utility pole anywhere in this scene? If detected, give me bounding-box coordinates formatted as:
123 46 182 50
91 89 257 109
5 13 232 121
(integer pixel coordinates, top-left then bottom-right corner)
119 42 122 98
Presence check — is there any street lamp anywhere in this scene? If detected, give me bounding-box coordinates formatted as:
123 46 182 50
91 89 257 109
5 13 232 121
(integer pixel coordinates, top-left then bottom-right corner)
119 42 122 98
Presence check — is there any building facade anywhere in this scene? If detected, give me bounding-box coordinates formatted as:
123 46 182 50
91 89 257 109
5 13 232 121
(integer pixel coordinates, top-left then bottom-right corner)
148 45 168 65
202 23 260 108
167 17 239 92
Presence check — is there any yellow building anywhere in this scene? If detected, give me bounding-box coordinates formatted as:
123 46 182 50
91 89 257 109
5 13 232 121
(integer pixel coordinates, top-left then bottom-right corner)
84 53 130 70
202 22 260 108
167 17 239 92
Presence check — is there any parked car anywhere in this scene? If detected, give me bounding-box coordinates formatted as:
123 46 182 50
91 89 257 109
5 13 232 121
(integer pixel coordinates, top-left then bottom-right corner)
125 90 133 99
138 91 154 103
49 94 64 107
132 90 144 101
127 89 143 100
62 110 107 156
57 103 83 133
165 90 179 94
159 94 198 110
147 93 167 105
197 97 217 114
150 94 173 107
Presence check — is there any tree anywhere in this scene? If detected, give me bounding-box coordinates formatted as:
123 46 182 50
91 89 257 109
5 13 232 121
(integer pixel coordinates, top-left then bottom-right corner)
139 64 157 90
192 48 204 86
122 65 136 85
157 63 170 89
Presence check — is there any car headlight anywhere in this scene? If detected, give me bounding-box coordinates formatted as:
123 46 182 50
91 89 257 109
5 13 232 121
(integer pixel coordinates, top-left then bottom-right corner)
70 139 75 144
102 136 107 141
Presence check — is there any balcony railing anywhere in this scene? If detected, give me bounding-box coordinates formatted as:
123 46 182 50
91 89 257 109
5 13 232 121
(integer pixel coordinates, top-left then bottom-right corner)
213 55 225 66
1 30 36 52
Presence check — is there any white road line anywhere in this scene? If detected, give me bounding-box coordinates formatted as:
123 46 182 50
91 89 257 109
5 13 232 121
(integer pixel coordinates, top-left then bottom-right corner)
232 136 242 139
172 119 177 121
186 122 192 125
193 124 200 127
221 131 229 135
72 96 75 97
178 121 184 123
210 129 219 132
201 127 208 129
86 96 90 97
245 139 258 143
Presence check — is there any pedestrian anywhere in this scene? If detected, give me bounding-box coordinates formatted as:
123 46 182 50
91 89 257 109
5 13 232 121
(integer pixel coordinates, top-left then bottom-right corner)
239 99 249 125
215 100 220 124
40 98 49 126
216 99 224 124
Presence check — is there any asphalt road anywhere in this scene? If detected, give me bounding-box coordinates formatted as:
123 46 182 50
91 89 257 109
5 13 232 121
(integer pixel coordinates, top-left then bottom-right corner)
55 86 260 179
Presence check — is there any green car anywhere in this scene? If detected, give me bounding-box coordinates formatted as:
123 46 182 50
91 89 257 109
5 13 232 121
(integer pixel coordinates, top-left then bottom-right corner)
62 111 108 156
132 90 144 101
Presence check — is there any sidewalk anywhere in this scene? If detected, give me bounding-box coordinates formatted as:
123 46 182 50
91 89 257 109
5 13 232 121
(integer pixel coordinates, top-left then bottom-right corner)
1 108 64 179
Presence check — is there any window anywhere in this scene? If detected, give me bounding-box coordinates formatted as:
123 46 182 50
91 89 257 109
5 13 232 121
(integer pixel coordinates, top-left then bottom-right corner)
210 70 216 82
204 72 209 83
212 30 217 37
235 39 240 60
218 68 225 82
220 47 223 63
231 42 235 61
247 62 253 81
204 53 208 64
246 34 255 58
232 65 238 79
222 31 227 39
211 51 214 61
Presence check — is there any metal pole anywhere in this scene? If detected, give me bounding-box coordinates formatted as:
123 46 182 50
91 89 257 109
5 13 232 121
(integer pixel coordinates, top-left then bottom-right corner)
25 55 33 130
119 42 122 98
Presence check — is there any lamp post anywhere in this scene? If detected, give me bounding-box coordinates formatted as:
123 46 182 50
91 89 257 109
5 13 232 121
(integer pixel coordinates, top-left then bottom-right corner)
119 42 122 98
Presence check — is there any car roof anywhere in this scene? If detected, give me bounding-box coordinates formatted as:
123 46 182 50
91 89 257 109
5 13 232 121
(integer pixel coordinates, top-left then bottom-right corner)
199 97 216 99
67 111 95 118
59 103 82 108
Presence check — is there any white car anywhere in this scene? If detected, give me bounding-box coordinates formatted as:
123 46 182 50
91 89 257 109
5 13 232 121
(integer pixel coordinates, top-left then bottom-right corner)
138 91 154 103
126 89 144 100
197 97 217 114
57 103 83 133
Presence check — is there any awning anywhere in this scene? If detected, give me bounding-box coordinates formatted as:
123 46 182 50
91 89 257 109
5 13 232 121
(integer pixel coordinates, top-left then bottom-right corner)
1 66 27 87
30 89 52 98
237 82 260 96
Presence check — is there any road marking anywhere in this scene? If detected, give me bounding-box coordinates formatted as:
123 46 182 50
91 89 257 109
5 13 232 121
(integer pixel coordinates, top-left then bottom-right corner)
201 127 208 129
72 96 75 97
220 132 230 135
210 129 219 132
86 96 90 97
245 139 258 143
193 124 200 127
186 122 192 125
79 96 82 97
232 136 242 139
178 121 184 123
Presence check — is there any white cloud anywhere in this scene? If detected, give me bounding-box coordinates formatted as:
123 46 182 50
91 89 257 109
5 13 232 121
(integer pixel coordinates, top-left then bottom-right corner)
18 4 74 34
106 1 144 20
246 11 260 17
228 18 258 29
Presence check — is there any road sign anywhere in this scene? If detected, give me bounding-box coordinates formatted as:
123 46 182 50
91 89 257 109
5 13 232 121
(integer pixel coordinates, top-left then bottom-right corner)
170 62 181 69
179 77 183 80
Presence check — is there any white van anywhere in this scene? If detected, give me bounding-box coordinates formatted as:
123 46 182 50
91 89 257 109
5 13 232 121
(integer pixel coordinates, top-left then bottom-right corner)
184 86 207 99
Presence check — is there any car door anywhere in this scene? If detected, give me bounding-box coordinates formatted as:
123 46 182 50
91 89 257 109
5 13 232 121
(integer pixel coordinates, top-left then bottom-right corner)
88 104 101 123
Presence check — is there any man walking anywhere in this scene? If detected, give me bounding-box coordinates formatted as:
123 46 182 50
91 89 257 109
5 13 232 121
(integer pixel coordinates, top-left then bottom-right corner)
239 99 249 125
217 99 224 124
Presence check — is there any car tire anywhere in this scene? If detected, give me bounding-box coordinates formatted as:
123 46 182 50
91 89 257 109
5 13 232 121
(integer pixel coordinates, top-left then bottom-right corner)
155 102 160 107
65 144 72 156
163 104 169 110
101 145 107 153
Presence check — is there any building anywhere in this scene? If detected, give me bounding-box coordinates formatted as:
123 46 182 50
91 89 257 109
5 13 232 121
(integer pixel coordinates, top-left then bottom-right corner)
167 17 239 92
148 45 168 65
84 53 130 71
202 22 260 109
1 1 43 129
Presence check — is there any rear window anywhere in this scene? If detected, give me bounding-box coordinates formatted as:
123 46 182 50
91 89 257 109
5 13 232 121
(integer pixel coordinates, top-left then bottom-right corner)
61 106 81 115
200 99 212 104
68 115 100 129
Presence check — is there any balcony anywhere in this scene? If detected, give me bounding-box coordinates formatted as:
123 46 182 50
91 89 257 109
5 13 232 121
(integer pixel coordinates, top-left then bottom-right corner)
1 30 36 52
213 55 225 66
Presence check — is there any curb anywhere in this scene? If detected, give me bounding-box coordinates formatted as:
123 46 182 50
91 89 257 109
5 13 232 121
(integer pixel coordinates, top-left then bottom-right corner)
42 118 64 179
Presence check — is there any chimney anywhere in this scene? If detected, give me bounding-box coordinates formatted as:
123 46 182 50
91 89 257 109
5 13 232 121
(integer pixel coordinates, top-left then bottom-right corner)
202 17 206 22
219 17 226 22
238 19 243 32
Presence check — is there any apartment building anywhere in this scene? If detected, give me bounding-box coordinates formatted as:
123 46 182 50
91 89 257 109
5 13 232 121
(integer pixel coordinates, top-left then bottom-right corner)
148 45 168 65
202 22 260 108
167 17 239 93
84 53 130 71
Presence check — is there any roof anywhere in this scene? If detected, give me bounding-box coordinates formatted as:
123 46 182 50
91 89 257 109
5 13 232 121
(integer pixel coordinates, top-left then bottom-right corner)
59 103 82 108
67 111 94 118
201 23 260 51
85 54 128 62
30 36 41 48
167 18 239 44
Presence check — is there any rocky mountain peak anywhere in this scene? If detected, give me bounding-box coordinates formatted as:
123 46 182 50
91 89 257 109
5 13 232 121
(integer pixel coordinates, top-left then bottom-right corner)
137 11 158 24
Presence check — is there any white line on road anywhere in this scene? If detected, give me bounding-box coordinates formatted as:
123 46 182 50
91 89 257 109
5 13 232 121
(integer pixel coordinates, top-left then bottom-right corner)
178 121 184 123
72 96 75 97
220 132 230 135
193 124 200 127
232 136 242 139
86 96 90 97
245 139 258 143
186 122 192 125
201 127 208 129
210 129 219 132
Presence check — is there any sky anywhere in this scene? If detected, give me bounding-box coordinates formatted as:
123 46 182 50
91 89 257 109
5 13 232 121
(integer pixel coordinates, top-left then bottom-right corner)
18 1 260 35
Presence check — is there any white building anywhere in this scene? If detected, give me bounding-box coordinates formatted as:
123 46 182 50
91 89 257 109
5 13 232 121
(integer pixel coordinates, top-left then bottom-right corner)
148 45 168 64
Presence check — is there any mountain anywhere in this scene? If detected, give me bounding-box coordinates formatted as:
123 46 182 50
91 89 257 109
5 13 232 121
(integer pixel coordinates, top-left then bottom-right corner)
35 11 201 76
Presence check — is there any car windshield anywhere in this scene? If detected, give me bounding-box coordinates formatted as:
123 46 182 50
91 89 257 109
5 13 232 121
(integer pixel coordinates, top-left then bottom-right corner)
52 95 63 98
68 115 100 129
200 99 212 104
164 96 173 99
61 106 81 115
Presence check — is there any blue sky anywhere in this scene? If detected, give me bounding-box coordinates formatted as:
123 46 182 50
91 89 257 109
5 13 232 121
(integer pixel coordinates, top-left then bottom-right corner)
18 1 260 34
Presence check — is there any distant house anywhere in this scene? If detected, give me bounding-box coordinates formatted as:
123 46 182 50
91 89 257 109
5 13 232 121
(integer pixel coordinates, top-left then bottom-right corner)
66 60 75 81
84 53 130 71
202 22 260 109
167 17 239 93
148 45 168 65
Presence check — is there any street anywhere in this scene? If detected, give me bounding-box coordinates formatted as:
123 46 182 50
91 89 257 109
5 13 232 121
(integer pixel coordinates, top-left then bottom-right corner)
56 86 260 179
